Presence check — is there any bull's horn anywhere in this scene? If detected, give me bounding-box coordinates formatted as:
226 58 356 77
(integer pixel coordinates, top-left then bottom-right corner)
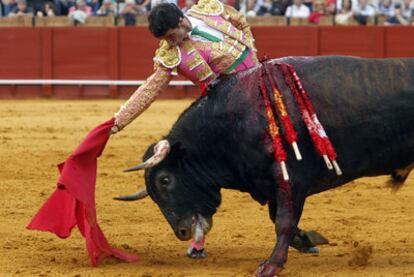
124 140 170 172
113 188 148 201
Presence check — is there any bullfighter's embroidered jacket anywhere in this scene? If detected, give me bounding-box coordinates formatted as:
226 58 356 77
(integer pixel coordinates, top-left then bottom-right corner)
115 0 258 130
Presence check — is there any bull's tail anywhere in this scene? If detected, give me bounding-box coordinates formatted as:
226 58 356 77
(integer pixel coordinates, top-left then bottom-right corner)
387 163 414 192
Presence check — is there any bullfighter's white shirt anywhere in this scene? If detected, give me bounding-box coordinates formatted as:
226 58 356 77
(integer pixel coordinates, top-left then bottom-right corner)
186 15 224 42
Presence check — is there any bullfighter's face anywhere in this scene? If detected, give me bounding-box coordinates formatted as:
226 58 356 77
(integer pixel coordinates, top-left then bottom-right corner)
161 17 191 47
143 142 219 241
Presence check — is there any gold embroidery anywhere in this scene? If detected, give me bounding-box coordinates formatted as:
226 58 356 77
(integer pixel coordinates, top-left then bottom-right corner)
222 5 256 51
222 5 243 24
216 21 230 34
196 65 215 81
191 38 251 74
217 38 243 59
182 41 216 81
210 48 233 71
186 51 205 71
191 40 244 76
182 40 194 53
189 0 224 16
154 40 180 69
224 37 245 53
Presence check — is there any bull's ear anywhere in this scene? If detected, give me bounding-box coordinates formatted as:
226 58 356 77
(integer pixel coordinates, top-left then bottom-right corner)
170 141 186 159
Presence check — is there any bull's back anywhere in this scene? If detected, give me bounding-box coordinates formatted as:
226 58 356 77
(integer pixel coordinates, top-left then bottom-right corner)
181 56 414 197
269 56 414 190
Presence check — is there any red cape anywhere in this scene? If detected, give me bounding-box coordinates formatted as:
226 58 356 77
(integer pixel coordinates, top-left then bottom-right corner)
27 117 139 266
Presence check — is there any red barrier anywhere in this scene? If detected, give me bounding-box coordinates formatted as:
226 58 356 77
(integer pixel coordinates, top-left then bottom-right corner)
0 26 413 98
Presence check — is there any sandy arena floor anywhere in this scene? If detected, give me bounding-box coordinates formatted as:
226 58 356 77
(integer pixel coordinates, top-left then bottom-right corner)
1 100 413 277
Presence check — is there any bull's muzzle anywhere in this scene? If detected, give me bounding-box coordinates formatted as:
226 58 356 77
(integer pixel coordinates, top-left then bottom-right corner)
175 215 212 241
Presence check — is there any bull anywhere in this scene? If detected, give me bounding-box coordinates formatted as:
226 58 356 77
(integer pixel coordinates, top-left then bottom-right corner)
116 56 414 276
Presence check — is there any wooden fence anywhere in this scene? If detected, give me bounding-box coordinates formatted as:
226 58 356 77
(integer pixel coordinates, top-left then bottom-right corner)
0 26 413 98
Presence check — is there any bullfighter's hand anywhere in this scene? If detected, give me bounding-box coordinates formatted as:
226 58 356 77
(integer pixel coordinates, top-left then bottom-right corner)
109 124 121 135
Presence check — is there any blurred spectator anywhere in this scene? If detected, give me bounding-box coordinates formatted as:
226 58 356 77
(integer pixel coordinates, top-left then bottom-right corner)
136 0 150 13
377 0 394 16
29 0 45 14
400 0 413 18
335 0 354 24
234 0 241 9
257 0 274 15
69 0 92 14
353 0 376 24
36 1 56 16
54 0 75 15
95 0 115 15
221 0 235 6
8 0 33 16
336 0 357 12
239 0 266 16
285 0 311 17
54 0 70 15
384 0 412 24
181 0 194 13
86 0 100 13
121 0 140 25
303 0 313 10
257 0 291 15
325 0 336 14
2 0 17 15
68 0 91 24
308 0 327 22
239 0 258 16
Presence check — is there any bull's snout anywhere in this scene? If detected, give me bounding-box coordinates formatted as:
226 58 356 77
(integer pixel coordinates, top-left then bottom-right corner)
177 227 192 241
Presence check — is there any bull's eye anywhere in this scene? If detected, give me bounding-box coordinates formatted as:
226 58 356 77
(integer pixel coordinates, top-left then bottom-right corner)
154 171 174 193
160 177 170 186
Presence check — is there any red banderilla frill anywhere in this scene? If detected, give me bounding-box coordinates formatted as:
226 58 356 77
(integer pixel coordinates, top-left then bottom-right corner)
263 63 302 161
277 63 342 176
258 69 289 181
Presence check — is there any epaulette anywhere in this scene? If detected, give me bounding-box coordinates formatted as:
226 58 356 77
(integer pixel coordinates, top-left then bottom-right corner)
153 40 181 69
189 0 224 16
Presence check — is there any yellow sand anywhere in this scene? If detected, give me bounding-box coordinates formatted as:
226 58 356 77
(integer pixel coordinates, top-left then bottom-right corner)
1 100 413 276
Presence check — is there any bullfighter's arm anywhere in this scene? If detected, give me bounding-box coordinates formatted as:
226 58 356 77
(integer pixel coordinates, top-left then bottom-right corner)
223 5 256 50
112 65 172 133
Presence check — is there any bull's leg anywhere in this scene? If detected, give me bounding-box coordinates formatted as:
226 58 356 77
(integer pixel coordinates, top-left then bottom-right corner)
268 194 327 253
256 179 296 277
288 195 328 253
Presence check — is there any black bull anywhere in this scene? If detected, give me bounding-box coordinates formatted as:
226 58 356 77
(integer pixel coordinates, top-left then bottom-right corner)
125 56 414 276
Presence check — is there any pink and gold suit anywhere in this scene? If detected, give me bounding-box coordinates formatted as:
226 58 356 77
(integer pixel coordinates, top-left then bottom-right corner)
115 0 259 129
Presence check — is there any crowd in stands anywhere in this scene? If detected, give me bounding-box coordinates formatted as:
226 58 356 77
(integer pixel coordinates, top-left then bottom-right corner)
0 0 413 25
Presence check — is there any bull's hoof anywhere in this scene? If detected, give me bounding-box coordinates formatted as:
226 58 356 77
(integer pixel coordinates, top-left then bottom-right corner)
255 261 283 277
305 230 329 245
290 229 328 253
299 246 319 254
186 247 206 259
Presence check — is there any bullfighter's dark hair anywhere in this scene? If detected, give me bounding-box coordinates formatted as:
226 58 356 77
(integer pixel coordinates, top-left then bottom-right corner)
148 3 184 38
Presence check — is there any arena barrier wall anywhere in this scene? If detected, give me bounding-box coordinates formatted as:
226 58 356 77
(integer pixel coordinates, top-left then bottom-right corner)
0 26 413 99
